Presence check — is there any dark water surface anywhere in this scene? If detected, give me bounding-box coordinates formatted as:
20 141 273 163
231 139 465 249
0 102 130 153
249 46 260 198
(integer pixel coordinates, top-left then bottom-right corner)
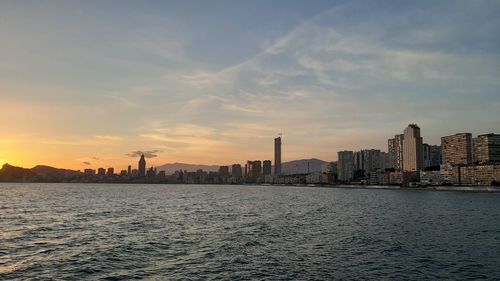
1 183 500 280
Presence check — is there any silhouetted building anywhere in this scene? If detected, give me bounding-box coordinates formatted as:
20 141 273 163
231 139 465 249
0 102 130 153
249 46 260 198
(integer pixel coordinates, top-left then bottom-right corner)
274 137 281 175
219 166 229 177
127 165 131 176
473 133 500 164
138 154 146 177
231 164 243 178
247 160 262 180
388 134 404 171
120 170 127 176
403 124 423 171
263 160 272 175
106 168 114 176
442 133 472 166
84 169 95 176
423 144 441 168
338 151 354 182
97 168 106 176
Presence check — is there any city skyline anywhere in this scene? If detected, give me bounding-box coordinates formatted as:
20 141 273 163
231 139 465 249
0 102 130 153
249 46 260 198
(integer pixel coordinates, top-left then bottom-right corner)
2 0 500 170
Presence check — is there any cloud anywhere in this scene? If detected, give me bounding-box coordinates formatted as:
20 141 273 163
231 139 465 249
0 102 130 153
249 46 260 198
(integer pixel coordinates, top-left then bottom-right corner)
127 150 161 158
94 135 122 141
82 161 91 165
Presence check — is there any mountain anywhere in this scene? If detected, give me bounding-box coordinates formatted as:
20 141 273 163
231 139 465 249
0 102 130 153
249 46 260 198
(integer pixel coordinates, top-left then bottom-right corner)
281 158 329 174
0 163 82 182
31 165 81 177
0 163 35 181
156 162 220 174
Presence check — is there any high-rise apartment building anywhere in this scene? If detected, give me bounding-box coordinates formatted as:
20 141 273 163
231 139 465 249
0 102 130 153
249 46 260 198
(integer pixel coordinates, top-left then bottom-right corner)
218 166 229 177
338 151 354 182
473 133 500 164
274 137 281 175
247 160 262 180
263 160 272 175
138 154 146 177
231 164 243 178
441 133 472 166
403 124 423 171
388 134 404 171
423 144 442 168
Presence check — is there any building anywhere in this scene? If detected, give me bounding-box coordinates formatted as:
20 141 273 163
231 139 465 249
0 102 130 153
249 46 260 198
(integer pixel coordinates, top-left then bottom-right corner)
388 134 404 171
83 169 95 176
274 137 282 175
106 168 114 176
231 164 243 178
337 151 354 182
473 133 500 164
423 144 442 168
403 124 423 171
247 160 262 181
218 166 230 177
127 165 131 176
263 160 272 175
459 165 500 186
138 154 146 177
441 133 472 166
97 168 106 176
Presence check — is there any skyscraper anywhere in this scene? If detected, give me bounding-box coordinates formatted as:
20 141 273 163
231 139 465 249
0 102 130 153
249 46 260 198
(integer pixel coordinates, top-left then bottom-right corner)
231 164 243 178
274 137 281 175
441 133 472 166
127 165 131 176
138 154 146 177
263 160 272 175
338 151 354 182
388 134 404 171
403 124 423 171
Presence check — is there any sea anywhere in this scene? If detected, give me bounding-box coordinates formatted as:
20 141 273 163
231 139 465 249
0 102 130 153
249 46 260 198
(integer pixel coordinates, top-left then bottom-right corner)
1 183 500 280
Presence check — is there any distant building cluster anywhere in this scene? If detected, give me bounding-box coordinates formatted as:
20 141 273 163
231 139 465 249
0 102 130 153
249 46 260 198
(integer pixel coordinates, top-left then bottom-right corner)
336 124 500 187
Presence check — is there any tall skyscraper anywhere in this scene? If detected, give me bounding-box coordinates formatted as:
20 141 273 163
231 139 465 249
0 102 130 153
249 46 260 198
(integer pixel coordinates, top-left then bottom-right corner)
441 133 472 166
274 137 281 175
338 151 354 182
423 144 441 168
403 124 423 171
473 133 500 164
138 154 146 177
388 134 404 171
263 160 272 175
127 165 132 176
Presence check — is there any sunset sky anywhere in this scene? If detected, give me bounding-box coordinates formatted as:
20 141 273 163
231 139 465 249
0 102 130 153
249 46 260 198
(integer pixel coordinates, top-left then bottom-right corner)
1 0 500 170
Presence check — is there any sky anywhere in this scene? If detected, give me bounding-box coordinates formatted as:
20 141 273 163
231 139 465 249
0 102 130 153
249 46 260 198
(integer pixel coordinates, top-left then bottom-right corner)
1 0 500 170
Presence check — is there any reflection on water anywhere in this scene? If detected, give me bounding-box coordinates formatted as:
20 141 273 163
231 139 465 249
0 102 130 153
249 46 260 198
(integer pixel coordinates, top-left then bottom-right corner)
1 183 500 279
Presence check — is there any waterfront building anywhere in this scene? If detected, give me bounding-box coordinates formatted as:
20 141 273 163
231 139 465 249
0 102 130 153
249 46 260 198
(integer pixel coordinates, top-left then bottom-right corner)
338 151 354 182
231 164 243 178
120 170 127 176
247 160 262 181
473 133 500 164
84 169 95 176
403 124 423 171
97 168 106 176
459 165 500 186
263 160 272 175
106 168 114 176
218 166 230 177
127 165 131 176
441 133 472 166
274 137 282 175
138 154 146 177
388 134 404 171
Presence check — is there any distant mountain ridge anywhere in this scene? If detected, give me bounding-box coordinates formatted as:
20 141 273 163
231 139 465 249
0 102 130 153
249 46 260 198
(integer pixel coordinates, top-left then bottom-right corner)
281 158 328 174
155 162 220 174
155 158 329 174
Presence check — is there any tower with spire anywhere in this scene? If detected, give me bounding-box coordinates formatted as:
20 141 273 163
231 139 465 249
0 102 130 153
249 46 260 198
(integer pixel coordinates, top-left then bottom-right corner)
138 154 146 177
